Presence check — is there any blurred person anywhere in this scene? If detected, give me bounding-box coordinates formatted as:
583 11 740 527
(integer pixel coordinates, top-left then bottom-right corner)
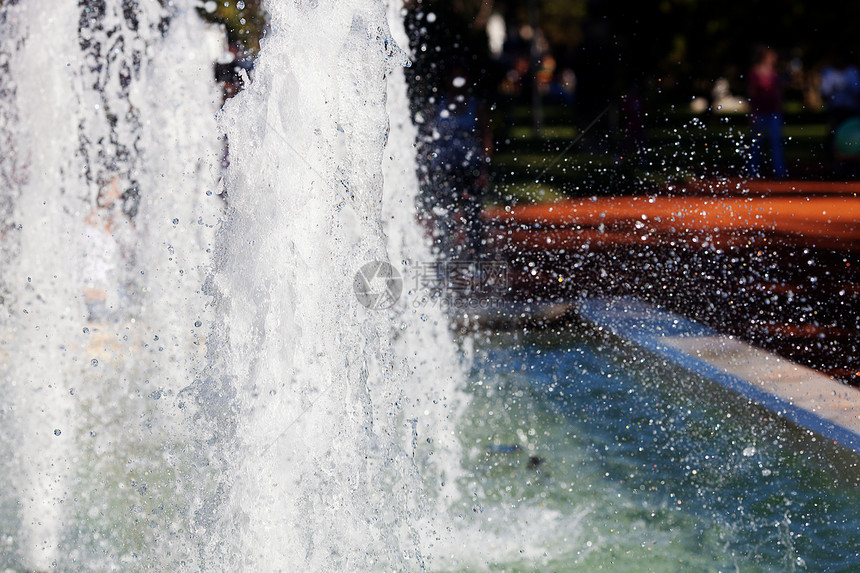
536 54 556 95
82 178 126 322
711 77 748 113
424 65 492 260
486 12 506 59
820 53 860 159
547 67 576 107
747 46 788 179
499 55 528 98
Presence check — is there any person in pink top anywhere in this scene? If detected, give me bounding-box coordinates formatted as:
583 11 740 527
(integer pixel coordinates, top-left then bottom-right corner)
747 46 788 179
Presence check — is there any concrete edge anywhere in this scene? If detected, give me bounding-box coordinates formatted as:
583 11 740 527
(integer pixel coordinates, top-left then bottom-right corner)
578 297 860 457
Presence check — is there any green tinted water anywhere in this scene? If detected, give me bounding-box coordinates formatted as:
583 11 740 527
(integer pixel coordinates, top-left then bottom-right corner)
442 330 860 572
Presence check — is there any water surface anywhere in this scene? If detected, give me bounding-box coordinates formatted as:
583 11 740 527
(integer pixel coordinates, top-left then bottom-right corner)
445 328 860 572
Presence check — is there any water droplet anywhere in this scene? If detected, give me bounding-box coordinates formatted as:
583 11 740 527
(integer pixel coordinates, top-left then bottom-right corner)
82 327 89 334
91 359 98 367
194 320 202 328
742 445 756 457
236 0 245 8
172 218 179 225
53 429 61 436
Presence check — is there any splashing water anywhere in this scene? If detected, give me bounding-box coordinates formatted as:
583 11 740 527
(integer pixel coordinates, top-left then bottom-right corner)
382 0 467 514
5 2 860 572
2 0 469 570
209 1 470 568
1 0 222 569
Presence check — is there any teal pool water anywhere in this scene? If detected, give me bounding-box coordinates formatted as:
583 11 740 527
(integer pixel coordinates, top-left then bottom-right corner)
447 330 860 572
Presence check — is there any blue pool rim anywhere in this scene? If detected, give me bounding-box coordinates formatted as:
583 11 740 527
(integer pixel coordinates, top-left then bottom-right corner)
578 297 860 456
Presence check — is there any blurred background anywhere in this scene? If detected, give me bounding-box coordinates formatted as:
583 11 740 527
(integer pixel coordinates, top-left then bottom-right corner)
205 0 859 387
206 0 860 183
0 2 857 570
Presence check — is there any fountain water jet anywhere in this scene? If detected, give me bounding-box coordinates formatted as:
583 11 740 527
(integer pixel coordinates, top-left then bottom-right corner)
382 0 467 513
7 2 860 571
208 0 469 568
1 0 469 569
1 0 222 569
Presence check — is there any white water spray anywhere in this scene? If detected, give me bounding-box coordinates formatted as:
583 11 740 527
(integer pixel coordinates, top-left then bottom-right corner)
209 0 468 568
1 0 469 570
0 1 221 569
381 0 469 551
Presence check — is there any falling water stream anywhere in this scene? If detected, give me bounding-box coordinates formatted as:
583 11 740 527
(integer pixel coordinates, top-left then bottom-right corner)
207 0 464 568
1 1 859 572
1 0 465 570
